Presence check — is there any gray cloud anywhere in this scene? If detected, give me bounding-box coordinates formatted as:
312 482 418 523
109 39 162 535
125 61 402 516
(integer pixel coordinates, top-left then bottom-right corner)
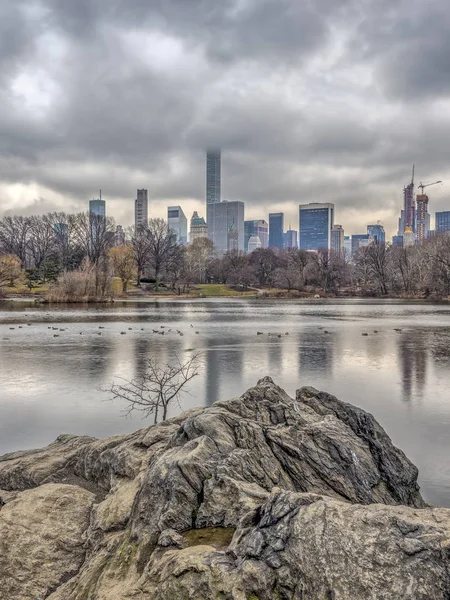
1 0 450 237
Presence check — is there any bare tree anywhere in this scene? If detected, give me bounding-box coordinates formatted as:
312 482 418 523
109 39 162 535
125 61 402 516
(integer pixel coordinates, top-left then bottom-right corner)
109 244 136 292
186 237 216 284
0 255 23 288
129 225 152 285
249 248 280 287
27 214 58 280
147 218 181 291
0 216 31 265
105 353 201 424
69 212 115 295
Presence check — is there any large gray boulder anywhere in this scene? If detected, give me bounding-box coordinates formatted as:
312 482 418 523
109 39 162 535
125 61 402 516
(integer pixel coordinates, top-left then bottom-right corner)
1 377 446 600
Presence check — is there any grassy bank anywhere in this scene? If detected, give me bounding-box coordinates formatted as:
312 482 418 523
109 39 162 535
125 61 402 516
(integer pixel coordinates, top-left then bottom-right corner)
192 284 257 297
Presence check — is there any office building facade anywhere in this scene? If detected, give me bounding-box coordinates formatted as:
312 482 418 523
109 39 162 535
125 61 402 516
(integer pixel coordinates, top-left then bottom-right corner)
351 234 369 256
114 225 126 246
330 225 344 254
283 229 298 248
269 213 284 249
248 236 262 253
367 224 386 244
207 200 244 252
190 212 208 242
168 206 188 245
299 203 334 251
135 189 148 229
344 235 352 258
206 149 221 205
403 178 415 233
244 219 268 252
415 195 430 243
89 198 105 217
436 211 450 233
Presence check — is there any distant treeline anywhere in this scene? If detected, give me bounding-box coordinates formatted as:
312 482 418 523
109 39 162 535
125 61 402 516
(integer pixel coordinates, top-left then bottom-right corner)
0 212 450 299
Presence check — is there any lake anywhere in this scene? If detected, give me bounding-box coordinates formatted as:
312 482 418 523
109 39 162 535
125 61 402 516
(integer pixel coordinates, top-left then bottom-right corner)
1 298 450 507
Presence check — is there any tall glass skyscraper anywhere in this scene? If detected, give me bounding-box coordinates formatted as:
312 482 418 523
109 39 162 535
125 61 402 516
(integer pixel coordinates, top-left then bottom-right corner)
168 206 188 245
206 149 221 205
367 224 386 244
207 201 244 252
89 198 105 217
298 203 334 251
244 220 268 251
269 213 284 248
436 211 450 233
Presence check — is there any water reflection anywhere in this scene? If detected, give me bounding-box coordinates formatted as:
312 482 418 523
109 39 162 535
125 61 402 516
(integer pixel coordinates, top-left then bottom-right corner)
2 300 450 507
397 333 428 403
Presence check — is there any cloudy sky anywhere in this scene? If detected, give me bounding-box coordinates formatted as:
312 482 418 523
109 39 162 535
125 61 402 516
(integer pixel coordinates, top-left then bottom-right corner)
1 0 450 237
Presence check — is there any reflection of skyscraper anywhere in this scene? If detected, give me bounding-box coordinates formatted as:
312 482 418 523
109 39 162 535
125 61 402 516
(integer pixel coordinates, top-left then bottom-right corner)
297 331 334 377
204 336 243 406
397 333 427 402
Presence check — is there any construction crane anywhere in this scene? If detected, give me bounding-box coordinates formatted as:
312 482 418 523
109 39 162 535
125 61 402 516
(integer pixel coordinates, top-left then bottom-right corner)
418 181 442 194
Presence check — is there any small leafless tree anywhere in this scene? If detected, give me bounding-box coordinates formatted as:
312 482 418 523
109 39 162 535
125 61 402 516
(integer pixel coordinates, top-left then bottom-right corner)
105 353 202 424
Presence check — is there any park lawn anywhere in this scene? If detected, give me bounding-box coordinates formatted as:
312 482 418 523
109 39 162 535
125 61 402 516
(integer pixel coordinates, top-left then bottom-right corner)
5 282 50 294
193 284 256 297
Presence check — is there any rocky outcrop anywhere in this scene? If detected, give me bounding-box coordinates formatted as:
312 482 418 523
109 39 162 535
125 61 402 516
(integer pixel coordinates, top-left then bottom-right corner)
1 377 447 600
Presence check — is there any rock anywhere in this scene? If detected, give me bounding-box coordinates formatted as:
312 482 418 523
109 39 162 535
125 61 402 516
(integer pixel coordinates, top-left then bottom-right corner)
0 376 446 600
0 483 94 600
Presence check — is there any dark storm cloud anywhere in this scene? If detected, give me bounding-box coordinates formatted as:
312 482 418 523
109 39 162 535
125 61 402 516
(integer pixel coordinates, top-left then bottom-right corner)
1 0 450 234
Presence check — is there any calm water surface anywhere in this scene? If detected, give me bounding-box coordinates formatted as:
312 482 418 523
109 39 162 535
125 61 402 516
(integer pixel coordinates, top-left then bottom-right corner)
1 299 450 507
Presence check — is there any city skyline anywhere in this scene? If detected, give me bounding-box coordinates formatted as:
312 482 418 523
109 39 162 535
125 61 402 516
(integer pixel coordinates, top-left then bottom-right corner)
2 2 450 237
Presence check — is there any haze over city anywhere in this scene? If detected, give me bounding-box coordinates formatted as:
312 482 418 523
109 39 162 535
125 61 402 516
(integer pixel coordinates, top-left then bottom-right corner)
2 0 450 236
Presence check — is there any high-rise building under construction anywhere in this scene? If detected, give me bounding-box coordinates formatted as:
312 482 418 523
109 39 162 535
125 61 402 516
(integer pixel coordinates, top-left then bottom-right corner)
403 166 415 233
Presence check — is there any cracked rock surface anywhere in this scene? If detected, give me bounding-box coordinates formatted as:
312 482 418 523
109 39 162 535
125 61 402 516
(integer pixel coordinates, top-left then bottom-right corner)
1 376 448 599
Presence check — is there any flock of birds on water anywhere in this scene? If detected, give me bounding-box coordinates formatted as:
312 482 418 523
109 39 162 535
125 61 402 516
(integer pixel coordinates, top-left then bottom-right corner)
1 320 404 341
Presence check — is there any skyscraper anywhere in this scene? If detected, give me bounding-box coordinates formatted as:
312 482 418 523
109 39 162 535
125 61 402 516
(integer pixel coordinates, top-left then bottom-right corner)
283 230 298 248
269 213 284 248
244 219 269 251
135 189 148 229
207 200 244 252
190 212 208 242
248 236 262 253
114 225 126 246
206 149 221 205
403 167 415 233
403 226 415 247
344 235 352 258
330 225 344 254
168 206 188 245
298 203 334 251
89 197 105 217
351 234 370 256
436 211 450 233
367 224 386 244
416 195 430 243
